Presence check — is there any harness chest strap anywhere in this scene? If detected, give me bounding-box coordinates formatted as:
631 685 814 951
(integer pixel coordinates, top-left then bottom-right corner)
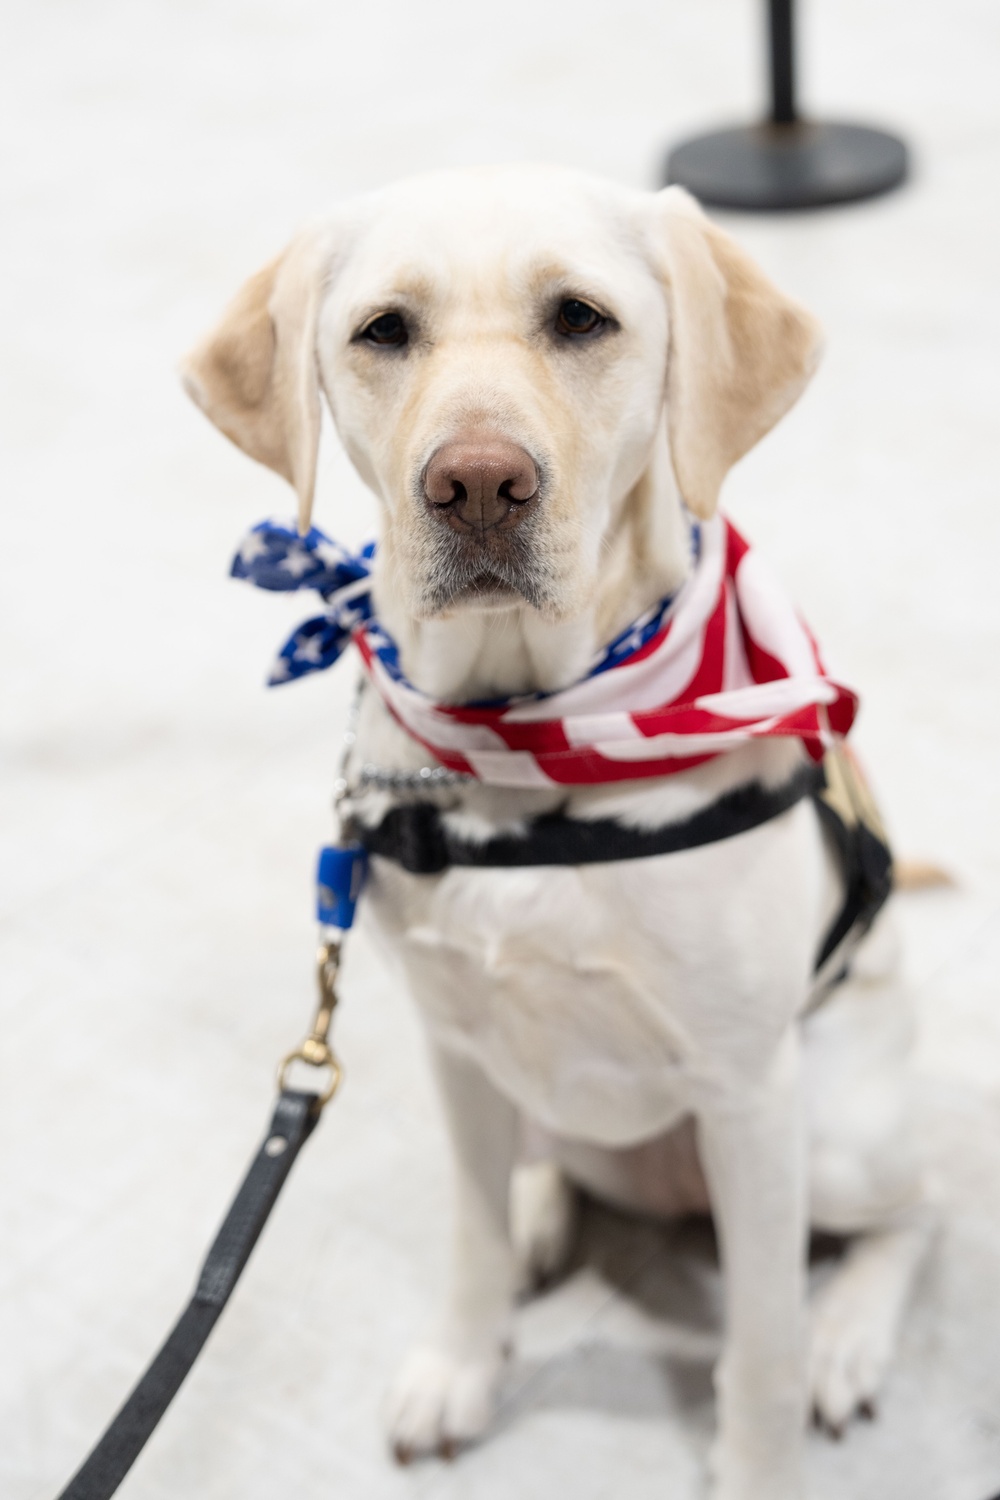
345 747 893 979
351 762 824 871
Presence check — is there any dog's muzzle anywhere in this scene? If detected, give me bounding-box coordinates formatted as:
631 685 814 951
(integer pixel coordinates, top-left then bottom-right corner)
419 432 547 609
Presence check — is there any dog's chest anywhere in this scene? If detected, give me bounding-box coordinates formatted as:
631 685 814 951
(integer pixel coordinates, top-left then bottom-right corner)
368 860 688 1141
362 806 824 1146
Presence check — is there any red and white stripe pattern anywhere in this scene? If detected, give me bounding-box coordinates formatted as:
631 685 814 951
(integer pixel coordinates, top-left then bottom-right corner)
355 516 858 789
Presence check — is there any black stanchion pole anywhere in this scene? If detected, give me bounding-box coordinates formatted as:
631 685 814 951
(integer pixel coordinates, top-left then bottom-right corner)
665 0 909 211
769 0 796 123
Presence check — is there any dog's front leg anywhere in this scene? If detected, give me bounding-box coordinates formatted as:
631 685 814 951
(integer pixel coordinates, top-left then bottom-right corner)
386 1039 518 1461
697 1030 809 1500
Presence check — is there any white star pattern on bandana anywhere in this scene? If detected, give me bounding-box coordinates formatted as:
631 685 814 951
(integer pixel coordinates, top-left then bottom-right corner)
238 531 270 565
279 548 317 578
293 634 328 664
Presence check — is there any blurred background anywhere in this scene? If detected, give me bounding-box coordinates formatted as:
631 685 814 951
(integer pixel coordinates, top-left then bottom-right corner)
2 2 999 1497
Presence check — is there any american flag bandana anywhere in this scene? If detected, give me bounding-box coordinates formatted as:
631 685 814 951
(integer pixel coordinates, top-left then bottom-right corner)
232 517 858 789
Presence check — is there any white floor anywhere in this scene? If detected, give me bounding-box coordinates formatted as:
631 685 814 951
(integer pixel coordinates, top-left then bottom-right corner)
2 3 1000 1497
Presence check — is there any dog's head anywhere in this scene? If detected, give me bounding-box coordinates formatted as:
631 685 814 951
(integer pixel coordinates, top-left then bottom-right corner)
182 167 820 624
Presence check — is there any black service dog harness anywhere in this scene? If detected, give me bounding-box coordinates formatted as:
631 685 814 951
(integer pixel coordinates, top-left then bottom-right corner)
353 747 893 981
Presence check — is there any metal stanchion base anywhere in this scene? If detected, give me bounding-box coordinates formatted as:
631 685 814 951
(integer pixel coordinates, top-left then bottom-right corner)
665 120 908 211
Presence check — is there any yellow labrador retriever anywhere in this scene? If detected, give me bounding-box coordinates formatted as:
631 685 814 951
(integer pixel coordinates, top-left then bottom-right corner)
183 165 931 1500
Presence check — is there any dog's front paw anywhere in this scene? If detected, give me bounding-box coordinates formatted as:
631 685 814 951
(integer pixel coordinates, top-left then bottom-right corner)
710 1460 808 1500
709 1421 808 1500
385 1344 505 1462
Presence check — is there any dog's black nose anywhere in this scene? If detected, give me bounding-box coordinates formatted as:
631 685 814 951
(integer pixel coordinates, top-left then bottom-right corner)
424 434 538 534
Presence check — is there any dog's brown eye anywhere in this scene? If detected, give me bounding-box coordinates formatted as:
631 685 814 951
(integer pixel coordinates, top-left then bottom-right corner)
361 312 408 347
556 299 604 336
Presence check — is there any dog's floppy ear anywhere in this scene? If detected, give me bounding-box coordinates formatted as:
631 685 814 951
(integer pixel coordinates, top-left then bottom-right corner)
181 227 331 533
654 187 823 519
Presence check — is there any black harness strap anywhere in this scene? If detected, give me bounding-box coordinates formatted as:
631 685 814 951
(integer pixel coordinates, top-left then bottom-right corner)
356 754 894 979
813 801 893 970
57 1089 319 1500
356 762 826 873
811 748 894 972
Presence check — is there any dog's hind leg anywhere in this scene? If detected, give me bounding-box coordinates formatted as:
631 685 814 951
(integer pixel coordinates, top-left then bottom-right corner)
803 917 936 1436
385 1041 519 1462
807 1213 933 1436
510 1157 579 1292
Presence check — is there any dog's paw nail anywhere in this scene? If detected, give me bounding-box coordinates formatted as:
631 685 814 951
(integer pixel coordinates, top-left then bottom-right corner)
812 1407 846 1441
858 1398 877 1421
393 1443 413 1467
439 1437 459 1462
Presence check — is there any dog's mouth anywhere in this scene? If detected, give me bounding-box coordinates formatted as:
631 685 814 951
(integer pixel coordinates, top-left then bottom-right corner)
419 531 551 616
455 570 521 603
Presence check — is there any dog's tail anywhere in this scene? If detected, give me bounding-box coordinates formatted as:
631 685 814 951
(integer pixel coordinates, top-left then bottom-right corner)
894 858 955 891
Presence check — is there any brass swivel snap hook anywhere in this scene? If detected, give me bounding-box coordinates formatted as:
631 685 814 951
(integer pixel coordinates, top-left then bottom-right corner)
277 937 344 1110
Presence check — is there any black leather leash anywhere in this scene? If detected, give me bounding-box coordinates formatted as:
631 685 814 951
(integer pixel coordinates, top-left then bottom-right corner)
55 935 347 1500
57 1090 320 1500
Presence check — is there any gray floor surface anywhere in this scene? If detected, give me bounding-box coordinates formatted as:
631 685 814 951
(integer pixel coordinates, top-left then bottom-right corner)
2 2 1000 1497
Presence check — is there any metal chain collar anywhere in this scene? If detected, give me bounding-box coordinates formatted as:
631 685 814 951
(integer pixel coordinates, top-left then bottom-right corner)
332 680 473 806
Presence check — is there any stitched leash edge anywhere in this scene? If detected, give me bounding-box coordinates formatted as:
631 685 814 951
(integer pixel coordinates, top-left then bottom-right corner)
55 1088 320 1500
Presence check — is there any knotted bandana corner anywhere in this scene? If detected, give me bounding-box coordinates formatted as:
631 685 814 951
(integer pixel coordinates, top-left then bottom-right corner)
231 521 375 685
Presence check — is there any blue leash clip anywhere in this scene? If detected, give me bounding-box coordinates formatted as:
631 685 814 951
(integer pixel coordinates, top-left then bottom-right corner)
316 843 368 930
